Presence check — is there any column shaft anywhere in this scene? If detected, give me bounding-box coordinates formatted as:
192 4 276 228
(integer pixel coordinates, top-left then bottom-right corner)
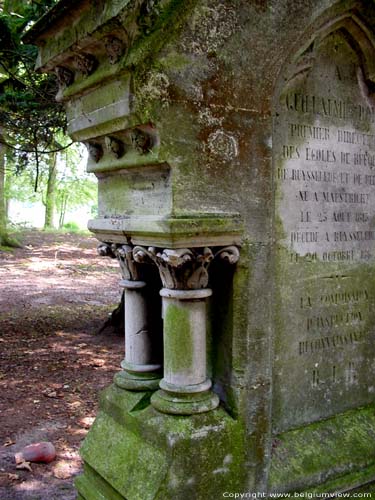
114 279 161 391
151 288 219 414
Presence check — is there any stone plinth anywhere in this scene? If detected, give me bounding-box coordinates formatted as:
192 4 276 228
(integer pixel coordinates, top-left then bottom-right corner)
25 0 375 497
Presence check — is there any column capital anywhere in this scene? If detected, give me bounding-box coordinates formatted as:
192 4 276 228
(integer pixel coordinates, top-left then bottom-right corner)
97 242 145 281
133 245 240 290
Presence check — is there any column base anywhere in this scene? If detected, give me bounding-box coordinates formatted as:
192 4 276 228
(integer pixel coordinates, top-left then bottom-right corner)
151 388 219 415
114 370 161 391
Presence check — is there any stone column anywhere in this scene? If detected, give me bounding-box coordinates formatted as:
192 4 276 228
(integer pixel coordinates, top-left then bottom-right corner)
133 245 240 414
98 243 162 390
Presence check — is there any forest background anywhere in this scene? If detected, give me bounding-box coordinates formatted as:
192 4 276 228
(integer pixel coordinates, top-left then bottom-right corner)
0 0 97 247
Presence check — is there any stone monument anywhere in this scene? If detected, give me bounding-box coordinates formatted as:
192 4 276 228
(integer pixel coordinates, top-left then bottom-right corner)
25 0 375 497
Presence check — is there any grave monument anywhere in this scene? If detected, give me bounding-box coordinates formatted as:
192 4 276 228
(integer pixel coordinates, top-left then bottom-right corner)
25 0 375 497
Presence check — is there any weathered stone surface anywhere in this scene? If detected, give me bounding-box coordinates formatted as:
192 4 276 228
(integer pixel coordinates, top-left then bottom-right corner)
25 0 375 496
273 23 375 432
76 385 245 500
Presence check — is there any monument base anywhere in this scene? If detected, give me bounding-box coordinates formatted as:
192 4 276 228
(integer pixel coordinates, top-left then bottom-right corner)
269 403 375 495
75 384 245 500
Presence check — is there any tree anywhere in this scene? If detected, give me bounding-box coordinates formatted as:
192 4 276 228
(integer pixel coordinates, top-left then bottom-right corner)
55 145 97 229
0 0 66 244
0 127 7 244
44 151 57 229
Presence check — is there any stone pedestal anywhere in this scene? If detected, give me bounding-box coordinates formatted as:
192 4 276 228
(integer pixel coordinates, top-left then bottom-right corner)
75 385 245 500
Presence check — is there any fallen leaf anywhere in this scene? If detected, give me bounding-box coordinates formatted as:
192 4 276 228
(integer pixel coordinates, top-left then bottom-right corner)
16 461 32 472
3 438 15 447
53 461 72 479
7 473 19 481
91 358 105 367
43 390 57 398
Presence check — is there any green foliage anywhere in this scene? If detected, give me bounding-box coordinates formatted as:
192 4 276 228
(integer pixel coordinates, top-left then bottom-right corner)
0 0 66 179
55 143 97 228
62 221 80 231
6 142 97 228
0 0 67 243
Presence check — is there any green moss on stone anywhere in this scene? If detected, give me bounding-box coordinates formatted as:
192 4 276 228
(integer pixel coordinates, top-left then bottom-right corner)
77 384 246 500
164 303 192 374
269 403 375 494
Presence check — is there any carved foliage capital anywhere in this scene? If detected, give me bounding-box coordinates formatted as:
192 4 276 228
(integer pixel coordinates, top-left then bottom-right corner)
97 243 143 281
133 245 240 290
97 243 115 258
98 243 240 287
85 142 103 163
113 244 143 281
214 246 240 265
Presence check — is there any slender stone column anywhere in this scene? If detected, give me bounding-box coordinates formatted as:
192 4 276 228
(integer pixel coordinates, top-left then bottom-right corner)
98 243 162 390
133 246 240 414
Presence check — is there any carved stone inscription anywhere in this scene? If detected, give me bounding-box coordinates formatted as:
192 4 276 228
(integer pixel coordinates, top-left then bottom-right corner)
273 31 375 432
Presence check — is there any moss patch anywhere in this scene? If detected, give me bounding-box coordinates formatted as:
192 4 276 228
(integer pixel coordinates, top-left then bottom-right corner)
164 302 192 374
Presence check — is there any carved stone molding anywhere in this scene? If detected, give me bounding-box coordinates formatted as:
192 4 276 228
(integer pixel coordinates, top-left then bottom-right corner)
98 243 146 281
104 36 126 64
104 136 125 158
133 245 240 290
73 53 98 76
113 244 143 281
86 142 103 163
97 242 116 258
131 129 154 154
55 66 74 87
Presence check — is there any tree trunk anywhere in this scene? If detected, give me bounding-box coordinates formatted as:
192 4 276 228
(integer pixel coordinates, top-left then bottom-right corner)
97 290 125 335
0 129 20 248
58 193 68 229
0 138 7 245
44 152 57 230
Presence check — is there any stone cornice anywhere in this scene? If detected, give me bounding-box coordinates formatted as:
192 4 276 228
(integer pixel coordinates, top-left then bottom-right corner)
89 215 243 248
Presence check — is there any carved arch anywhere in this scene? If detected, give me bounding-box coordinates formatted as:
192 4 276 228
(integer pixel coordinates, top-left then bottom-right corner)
281 11 375 92
293 12 375 83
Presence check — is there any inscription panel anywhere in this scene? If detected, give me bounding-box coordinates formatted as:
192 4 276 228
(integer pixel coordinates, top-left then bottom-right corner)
273 31 375 432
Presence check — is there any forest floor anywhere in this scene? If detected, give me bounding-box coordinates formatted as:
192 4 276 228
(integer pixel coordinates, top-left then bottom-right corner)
0 230 123 500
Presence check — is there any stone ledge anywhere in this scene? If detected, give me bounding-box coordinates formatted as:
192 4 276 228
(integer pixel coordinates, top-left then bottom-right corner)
269 402 375 494
88 214 243 248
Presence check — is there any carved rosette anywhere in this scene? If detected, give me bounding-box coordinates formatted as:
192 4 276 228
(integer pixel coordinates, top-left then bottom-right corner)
133 245 240 289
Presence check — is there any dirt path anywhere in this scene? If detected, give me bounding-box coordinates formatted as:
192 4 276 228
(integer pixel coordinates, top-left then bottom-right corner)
0 230 123 500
